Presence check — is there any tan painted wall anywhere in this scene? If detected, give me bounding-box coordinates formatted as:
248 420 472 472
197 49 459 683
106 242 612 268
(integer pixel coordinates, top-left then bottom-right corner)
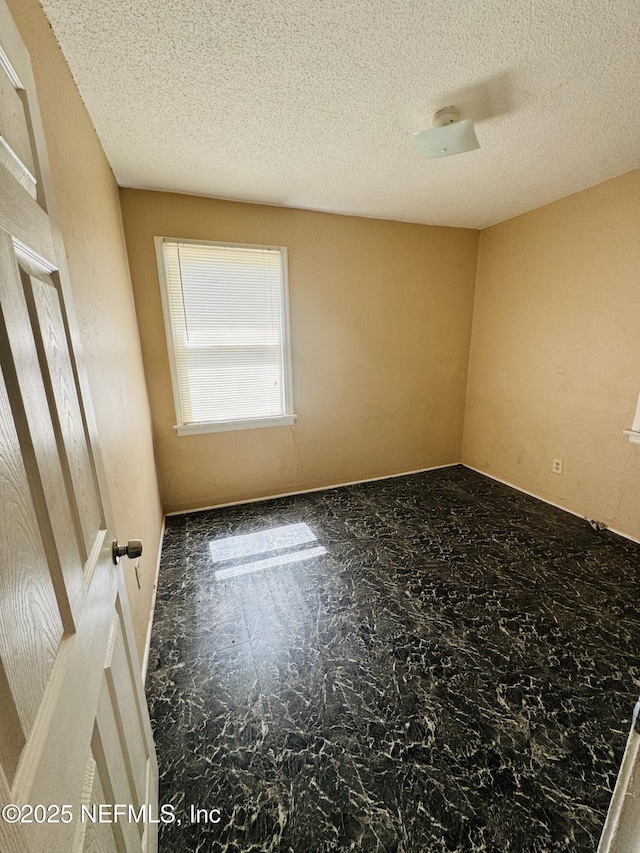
463 170 640 540
9 0 163 662
120 190 479 512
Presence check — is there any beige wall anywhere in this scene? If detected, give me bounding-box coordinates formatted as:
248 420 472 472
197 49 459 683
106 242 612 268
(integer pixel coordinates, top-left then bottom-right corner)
463 170 640 540
10 1 638 667
9 0 163 662
120 190 479 512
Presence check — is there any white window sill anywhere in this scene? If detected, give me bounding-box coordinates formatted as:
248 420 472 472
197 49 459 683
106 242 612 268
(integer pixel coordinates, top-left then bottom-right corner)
623 429 640 444
174 414 297 436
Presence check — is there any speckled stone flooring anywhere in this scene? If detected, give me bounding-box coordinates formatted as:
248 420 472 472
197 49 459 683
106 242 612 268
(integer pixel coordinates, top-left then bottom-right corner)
146 465 640 852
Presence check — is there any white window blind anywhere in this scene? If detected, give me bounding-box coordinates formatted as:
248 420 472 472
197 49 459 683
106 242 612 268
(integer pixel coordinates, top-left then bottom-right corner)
156 238 295 434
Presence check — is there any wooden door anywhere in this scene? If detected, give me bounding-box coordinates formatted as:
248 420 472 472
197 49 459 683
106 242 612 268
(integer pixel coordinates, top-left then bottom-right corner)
0 2 159 851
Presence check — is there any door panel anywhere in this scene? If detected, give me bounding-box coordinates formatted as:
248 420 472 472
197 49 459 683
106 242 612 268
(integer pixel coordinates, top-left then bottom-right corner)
0 354 64 733
27 269 104 556
0 234 84 626
0 69 36 198
0 164 53 260
74 754 119 853
0 1 158 850
103 606 150 813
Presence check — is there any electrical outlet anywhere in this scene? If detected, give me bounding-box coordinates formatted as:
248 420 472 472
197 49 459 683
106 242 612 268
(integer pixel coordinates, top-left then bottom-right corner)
552 458 563 474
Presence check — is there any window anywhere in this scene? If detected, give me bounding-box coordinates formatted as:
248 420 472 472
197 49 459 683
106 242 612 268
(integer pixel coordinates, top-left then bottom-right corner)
624 391 640 443
155 237 295 435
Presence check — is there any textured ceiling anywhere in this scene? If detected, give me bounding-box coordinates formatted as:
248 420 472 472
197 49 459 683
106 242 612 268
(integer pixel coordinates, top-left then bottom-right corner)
40 0 640 229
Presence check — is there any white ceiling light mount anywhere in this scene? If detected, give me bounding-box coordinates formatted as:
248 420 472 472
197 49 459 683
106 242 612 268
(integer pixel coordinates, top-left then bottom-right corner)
410 107 480 160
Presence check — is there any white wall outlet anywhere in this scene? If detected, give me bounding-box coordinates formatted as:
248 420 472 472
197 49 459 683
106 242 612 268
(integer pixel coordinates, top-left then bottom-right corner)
552 459 563 474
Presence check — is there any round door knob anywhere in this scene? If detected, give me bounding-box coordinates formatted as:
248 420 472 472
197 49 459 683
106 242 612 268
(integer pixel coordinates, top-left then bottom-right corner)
112 539 143 564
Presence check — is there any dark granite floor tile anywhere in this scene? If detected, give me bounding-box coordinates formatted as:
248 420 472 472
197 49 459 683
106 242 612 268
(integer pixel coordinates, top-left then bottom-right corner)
147 465 640 852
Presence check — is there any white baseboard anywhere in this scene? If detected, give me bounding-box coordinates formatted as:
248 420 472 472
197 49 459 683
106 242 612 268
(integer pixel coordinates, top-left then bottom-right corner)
463 464 640 545
165 462 460 517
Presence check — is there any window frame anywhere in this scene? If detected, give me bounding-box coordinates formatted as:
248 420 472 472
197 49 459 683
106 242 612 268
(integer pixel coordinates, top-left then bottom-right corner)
623 391 640 444
154 236 296 435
